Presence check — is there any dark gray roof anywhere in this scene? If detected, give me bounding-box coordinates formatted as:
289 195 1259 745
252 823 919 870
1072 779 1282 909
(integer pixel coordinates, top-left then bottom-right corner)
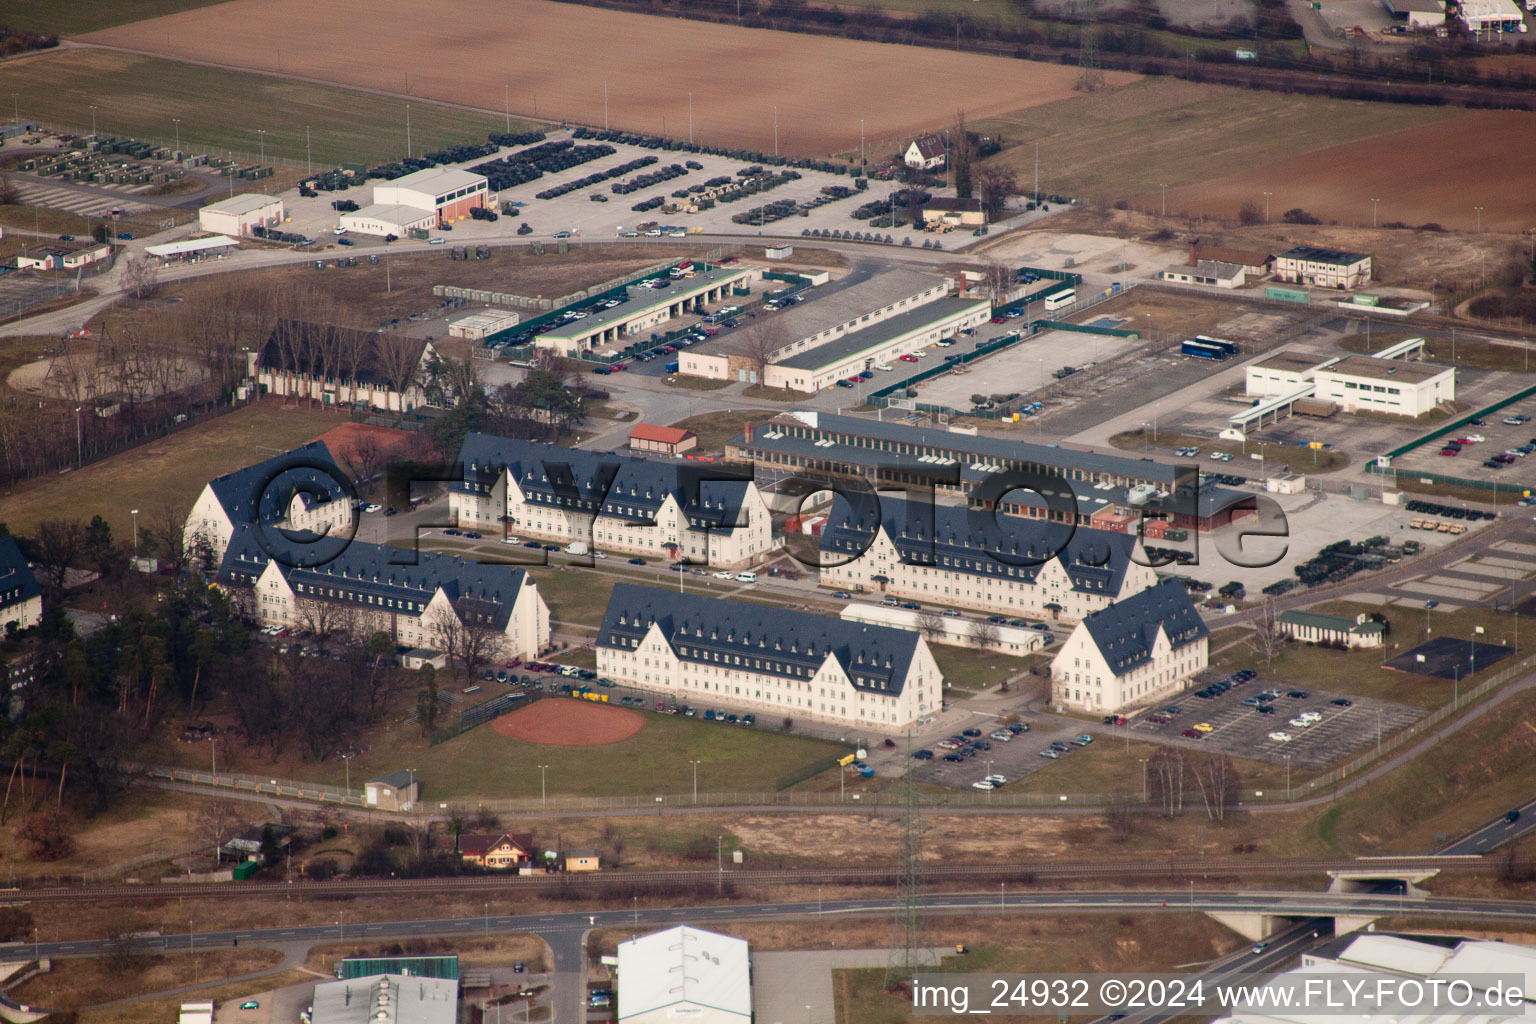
1078 578 1207 677
206 441 348 524
820 495 1136 596
0 534 41 610
598 583 920 696
776 298 987 371
369 770 416 789
215 523 534 631
455 434 753 532
1278 246 1371 266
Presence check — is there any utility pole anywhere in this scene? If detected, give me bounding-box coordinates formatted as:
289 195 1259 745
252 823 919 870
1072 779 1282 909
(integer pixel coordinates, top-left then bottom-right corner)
306 125 311 176
1033 141 1039 202
690 759 701 804
406 105 411 159
1263 190 1272 222
539 764 549 807
773 106 778 156
505 83 511 132
1370 197 1379 228
1159 183 1167 217
688 92 694 144
860 118 865 165
604 80 609 130
172 118 180 154
886 728 937 986
130 508 140 558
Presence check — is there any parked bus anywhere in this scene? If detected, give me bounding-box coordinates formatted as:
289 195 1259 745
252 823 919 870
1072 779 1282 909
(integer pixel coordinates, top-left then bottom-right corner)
1043 289 1076 311
1191 335 1240 356
1181 339 1229 361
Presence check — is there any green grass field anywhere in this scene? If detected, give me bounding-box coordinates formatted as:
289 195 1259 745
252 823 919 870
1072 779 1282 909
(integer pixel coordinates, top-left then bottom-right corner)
0 399 344 536
0 0 226 35
974 77 1461 205
930 645 1033 695
314 702 842 800
0 50 515 167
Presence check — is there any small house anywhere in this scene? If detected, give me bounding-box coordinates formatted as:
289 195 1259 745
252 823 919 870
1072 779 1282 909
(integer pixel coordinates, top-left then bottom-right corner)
903 134 947 171
365 770 419 811
566 848 602 872
1277 610 1385 649
459 832 535 869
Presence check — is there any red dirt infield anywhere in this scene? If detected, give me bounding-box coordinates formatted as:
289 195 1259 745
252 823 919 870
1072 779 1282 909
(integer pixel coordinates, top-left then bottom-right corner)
491 697 646 746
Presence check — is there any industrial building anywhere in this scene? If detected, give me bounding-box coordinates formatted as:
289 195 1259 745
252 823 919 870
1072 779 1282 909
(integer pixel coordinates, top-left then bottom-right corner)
618 927 751 1024
534 266 752 357
1050 578 1209 713
17 242 111 271
1274 246 1373 289
1382 0 1447 27
338 166 490 236
727 411 1253 532
1191 243 1273 276
145 235 239 264
448 309 520 340
1158 259 1246 289
920 197 986 227
1456 0 1525 32
680 268 967 388
1246 350 1336 398
597 583 942 731
339 203 438 238
197 194 285 236
449 434 775 567
819 495 1157 623
310 974 457 1024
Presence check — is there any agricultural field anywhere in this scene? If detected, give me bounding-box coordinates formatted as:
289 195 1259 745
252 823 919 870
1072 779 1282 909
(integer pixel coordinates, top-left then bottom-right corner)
1147 108 1536 234
0 0 226 35
0 49 513 168
974 77 1460 209
85 0 1134 156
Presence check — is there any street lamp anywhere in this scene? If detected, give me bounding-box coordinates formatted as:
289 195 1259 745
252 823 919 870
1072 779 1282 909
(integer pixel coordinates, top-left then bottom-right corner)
130 508 140 558
1284 753 1291 800
172 118 180 154
1159 183 1167 217
1262 191 1272 222
74 406 82 468
1370 197 1379 229
689 759 702 805
717 835 725 891
1475 206 1484 234
538 764 549 807
89 105 97 136
341 752 353 793
209 737 217 778
484 902 490 937
256 129 267 166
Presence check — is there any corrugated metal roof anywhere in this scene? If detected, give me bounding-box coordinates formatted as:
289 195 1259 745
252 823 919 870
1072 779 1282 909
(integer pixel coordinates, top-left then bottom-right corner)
618 926 751 1023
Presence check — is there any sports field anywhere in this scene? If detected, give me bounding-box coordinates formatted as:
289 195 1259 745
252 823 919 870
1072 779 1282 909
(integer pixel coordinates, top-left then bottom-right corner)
85 0 1135 156
0 49 513 167
1143 109 1536 233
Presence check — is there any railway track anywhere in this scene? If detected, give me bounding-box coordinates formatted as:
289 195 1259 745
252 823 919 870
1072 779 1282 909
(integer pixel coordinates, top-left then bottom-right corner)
11 854 1488 904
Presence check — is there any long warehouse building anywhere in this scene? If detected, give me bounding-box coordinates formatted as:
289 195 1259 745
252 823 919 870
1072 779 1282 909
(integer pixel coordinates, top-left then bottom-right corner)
727 411 1253 532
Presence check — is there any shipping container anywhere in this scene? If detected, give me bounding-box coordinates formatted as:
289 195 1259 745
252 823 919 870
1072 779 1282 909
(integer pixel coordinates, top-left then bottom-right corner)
1265 286 1310 304
232 860 259 881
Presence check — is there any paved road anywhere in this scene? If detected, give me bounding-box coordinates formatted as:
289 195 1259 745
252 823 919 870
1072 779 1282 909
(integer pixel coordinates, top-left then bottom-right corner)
23 890 1536 964
1440 800 1536 854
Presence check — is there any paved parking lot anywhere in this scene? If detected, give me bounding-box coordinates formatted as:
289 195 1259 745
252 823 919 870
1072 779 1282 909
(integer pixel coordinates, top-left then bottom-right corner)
907 717 1095 790
907 322 1143 412
1391 382 1536 488
1127 671 1425 769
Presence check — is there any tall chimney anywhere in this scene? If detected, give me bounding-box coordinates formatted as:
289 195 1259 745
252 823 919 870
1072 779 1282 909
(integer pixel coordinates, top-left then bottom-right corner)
745 421 753 443
1189 237 1200 267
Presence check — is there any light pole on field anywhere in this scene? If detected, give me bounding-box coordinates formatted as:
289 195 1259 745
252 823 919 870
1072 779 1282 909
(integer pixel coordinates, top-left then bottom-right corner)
538 764 549 807
172 118 180 154
1476 206 1484 233
256 129 266 166
1159 183 1167 217
406 105 411 159
306 125 311 176
690 759 701 804
89 105 96 136
688 92 693 144
505 83 511 132
130 508 139 558
773 105 778 156
604 80 609 130
1262 190 1272 222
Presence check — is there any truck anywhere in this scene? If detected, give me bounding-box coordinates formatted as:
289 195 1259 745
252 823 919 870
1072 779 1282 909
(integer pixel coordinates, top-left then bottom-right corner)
565 541 589 555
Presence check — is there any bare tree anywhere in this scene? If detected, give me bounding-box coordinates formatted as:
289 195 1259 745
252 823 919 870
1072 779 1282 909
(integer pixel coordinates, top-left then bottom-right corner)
120 254 159 301
915 609 947 642
1248 597 1286 671
1190 752 1239 823
147 501 190 571
1148 747 1186 818
738 315 789 388
967 618 1000 654
32 518 86 597
376 334 426 411
196 799 245 862
427 601 509 683
347 430 386 496
0 173 19 206
982 260 1013 303
974 165 1021 222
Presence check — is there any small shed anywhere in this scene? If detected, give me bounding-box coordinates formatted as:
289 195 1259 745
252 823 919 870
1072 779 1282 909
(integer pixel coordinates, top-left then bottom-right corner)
566 848 602 872
628 423 698 456
401 648 448 670
365 770 419 811
765 244 794 260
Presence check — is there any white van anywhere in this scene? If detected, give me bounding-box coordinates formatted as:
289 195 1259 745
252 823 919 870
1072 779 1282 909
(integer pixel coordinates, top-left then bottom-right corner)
735 571 757 583
565 541 590 555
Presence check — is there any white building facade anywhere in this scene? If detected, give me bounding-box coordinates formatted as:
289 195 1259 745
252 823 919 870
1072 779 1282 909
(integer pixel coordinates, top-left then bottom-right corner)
450 434 775 568
1050 578 1209 713
198 194 285 236
1274 246 1373 289
598 583 942 731
0 535 42 634
1312 355 1453 416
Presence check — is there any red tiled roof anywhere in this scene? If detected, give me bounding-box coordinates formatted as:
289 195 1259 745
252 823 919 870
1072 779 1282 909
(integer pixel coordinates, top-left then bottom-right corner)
629 423 694 445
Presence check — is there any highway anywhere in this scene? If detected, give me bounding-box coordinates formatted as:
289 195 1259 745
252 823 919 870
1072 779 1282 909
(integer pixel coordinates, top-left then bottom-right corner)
1440 800 1536 854
3 854 1491 905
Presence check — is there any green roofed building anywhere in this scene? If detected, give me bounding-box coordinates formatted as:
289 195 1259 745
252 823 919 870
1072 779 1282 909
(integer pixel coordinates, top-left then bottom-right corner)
338 954 458 981
1277 610 1385 649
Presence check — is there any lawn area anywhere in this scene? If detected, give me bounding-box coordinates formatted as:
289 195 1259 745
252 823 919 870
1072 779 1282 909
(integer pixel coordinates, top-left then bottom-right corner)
930 645 1034 696
0 49 514 167
1111 427 1349 474
661 374 733 393
0 0 226 34
309 700 843 800
0 399 345 536
974 77 1459 205
13 949 285 1013
1212 600 1526 709
1343 330 1536 374
527 564 758 627
75 970 315 1024
667 408 777 452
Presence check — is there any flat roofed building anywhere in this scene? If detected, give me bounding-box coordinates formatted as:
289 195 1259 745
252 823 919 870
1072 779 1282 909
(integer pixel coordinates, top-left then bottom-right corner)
215 524 551 659
820 495 1157 623
535 267 751 357
597 583 942 730
1457 0 1523 30
1245 350 1335 397
449 434 774 567
340 203 438 238
618 926 751 1024
145 235 238 263
311 974 457 1024
1191 244 1273 275
1051 577 1209 713
0 533 42 634
1159 259 1246 289
1312 355 1453 416
727 411 1253 532
1382 0 1446 26
1274 246 1373 289
764 297 992 392
372 167 489 223
921 197 986 226
198 194 284 236
680 268 953 384
365 771 418 811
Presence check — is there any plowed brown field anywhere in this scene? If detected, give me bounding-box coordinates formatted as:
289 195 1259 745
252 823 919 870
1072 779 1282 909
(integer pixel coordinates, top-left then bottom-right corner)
84 0 1134 156
491 697 646 746
1139 110 1536 234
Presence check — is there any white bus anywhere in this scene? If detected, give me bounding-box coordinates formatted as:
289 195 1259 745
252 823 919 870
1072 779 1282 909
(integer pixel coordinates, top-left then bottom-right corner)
1043 289 1076 311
